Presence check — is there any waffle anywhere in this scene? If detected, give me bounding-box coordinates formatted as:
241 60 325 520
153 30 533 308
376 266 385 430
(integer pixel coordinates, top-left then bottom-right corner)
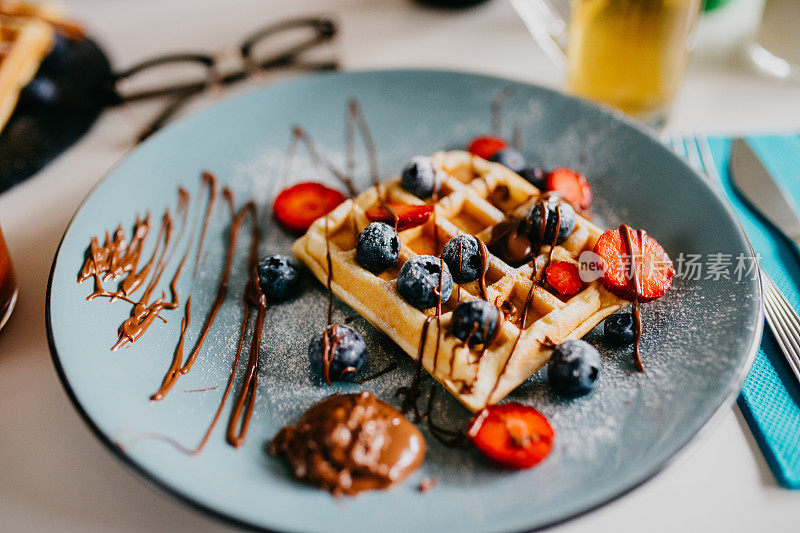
293 151 626 412
0 2 66 132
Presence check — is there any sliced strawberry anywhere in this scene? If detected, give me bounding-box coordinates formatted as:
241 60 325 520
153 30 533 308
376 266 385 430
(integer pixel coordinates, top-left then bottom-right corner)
365 203 434 231
273 182 346 234
545 261 584 297
468 403 554 470
594 227 675 302
467 136 507 160
545 168 592 210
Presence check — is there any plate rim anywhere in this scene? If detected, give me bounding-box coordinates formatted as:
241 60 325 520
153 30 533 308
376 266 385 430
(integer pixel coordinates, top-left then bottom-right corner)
45 67 764 533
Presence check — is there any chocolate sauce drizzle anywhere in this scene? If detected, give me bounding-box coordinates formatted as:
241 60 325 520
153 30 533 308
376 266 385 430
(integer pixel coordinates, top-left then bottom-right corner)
193 172 219 279
225 193 264 448
306 99 396 385
79 173 220 353
620 224 645 372
486 194 562 402
320 216 339 385
491 88 513 137
283 126 358 198
151 188 250 401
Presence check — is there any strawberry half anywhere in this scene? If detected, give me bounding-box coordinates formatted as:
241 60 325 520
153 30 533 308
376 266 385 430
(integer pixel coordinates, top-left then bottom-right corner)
467 136 507 160
273 182 346 234
594 227 675 302
545 261 584 297
545 168 592 210
365 203 434 231
468 403 554 470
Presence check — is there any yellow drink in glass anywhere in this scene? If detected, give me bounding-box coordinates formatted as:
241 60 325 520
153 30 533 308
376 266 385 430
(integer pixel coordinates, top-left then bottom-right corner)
566 0 702 126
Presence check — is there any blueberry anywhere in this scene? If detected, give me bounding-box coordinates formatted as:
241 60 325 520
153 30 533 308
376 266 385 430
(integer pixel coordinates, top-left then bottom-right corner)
604 311 636 346
401 156 439 199
40 34 71 72
489 148 526 173
308 324 367 382
441 235 483 284
397 255 453 309
257 254 301 301
527 198 575 246
17 77 60 110
451 300 499 346
356 222 399 273
518 167 547 190
548 340 601 397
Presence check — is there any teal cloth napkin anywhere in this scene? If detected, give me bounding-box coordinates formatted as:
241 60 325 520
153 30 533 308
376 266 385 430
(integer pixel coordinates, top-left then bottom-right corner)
707 134 800 489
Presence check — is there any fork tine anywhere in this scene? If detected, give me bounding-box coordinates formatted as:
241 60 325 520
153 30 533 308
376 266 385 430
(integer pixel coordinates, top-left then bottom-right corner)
665 133 800 387
762 291 800 365
765 286 800 348
671 132 686 159
765 279 800 344
683 135 704 172
762 279 800 381
697 134 722 186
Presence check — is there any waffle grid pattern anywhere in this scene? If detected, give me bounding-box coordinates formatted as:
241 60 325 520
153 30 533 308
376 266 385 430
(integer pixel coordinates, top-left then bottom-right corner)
294 151 625 411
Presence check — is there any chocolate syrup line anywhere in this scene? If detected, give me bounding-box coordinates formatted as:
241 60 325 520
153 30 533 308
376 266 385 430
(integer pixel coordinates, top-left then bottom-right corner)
225 190 264 448
347 99 379 188
151 197 255 399
340 361 399 384
346 97 397 226
123 309 244 457
475 239 504 365
85 237 116 299
486 203 561 402
398 316 433 418
397 262 451 446
111 211 176 351
319 216 340 385
165 185 204 308
185 386 220 393
143 195 260 453
118 213 172 298
83 188 193 349
192 172 219 279
137 189 191 305
79 215 152 284
423 388 470 448
226 276 266 448
621 224 645 372
491 88 513 136
284 126 358 198
477 238 489 301
430 257 445 374
111 188 194 351
512 123 523 151
149 173 218 399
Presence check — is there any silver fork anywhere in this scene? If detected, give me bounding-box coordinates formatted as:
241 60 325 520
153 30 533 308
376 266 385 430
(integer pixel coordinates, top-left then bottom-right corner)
663 133 800 385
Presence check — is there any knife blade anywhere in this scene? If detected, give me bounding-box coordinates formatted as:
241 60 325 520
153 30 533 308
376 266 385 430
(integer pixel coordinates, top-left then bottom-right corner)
730 138 800 247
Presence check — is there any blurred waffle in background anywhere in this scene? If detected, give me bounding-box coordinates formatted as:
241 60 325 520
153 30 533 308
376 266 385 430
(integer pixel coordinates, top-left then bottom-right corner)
0 1 84 133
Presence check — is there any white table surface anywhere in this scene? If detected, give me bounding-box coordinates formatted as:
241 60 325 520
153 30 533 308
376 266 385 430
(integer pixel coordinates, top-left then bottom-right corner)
1 1 799 531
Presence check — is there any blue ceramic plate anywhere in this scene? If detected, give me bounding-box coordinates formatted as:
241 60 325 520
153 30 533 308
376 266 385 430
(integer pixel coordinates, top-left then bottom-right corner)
47 70 762 532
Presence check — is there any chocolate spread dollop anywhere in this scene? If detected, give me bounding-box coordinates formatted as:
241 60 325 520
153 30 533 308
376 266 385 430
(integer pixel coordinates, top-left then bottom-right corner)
269 391 426 496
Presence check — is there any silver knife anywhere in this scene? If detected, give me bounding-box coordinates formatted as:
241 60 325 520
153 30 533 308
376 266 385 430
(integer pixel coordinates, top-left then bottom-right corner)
730 137 800 385
730 138 800 249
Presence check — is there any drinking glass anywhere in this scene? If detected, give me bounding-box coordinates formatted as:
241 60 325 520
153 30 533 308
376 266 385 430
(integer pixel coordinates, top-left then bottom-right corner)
511 0 704 127
747 0 800 81
0 223 17 332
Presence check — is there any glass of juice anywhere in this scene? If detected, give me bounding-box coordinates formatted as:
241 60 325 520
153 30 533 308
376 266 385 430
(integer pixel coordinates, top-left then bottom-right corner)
0 224 18 332
511 0 704 127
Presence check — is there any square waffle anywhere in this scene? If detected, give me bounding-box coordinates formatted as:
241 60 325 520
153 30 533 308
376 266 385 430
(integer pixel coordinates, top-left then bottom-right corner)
0 4 57 132
293 150 626 412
